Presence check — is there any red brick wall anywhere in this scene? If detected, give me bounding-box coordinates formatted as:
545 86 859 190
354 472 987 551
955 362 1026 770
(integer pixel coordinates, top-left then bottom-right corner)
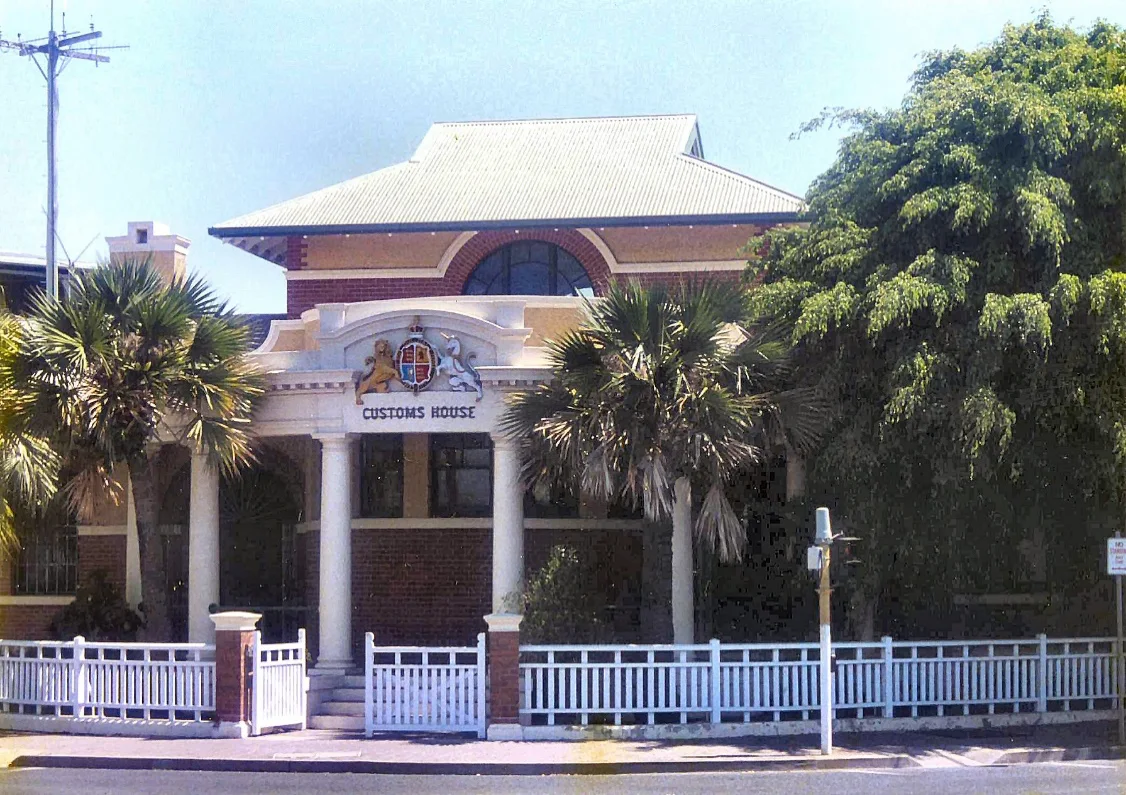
286 236 308 271
322 526 645 653
0 604 65 639
287 227 753 317
288 229 612 317
351 527 492 648
77 535 127 592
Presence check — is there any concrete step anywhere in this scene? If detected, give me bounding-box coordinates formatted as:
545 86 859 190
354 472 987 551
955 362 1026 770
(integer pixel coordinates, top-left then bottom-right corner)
308 714 364 731
343 675 366 689
317 700 366 717
329 687 365 702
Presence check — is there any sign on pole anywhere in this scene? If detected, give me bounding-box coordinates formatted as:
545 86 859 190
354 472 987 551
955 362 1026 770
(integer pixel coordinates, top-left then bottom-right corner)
1108 538 1126 575
1109 535 1126 747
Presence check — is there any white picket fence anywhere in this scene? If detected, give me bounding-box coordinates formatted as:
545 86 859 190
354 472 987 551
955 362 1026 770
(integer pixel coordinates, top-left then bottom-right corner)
520 636 1121 728
364 632 486 738
0 637 215 723
251 629 307 735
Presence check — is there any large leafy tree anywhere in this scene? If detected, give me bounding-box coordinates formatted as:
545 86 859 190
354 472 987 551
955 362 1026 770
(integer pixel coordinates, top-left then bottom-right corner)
16 260 264 639
751 16 1126 636
503 281 823 642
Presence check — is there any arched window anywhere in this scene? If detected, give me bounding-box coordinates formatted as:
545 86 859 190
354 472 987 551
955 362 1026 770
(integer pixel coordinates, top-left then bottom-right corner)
463 241 595 297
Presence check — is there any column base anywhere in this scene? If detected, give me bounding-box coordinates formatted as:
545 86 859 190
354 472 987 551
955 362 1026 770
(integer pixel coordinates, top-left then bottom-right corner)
487 723 525 741
215 720 250 739
314 658 354 672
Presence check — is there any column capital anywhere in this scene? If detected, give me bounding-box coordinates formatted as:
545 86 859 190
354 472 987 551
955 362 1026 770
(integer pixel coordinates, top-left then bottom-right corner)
489 432 519 452
313 432 356 449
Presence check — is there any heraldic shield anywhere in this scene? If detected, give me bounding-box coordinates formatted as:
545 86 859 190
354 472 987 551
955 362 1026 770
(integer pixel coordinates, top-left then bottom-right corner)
396 319 437 393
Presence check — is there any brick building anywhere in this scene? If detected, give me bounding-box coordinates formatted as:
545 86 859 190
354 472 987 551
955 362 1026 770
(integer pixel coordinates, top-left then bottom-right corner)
2 115 804 666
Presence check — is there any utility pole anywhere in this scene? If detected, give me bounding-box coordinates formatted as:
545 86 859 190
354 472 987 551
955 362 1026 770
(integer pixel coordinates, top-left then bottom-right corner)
0 2 124 298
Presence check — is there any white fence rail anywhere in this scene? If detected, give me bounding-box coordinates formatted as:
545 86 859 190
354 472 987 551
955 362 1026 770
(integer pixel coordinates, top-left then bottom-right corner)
0 637 215 723
521 636 1121 728
364 633 486 738
251 629 307 735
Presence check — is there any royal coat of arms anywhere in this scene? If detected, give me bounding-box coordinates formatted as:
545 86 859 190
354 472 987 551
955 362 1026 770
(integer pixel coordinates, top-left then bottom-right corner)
395 320 438 393
355 316 484 401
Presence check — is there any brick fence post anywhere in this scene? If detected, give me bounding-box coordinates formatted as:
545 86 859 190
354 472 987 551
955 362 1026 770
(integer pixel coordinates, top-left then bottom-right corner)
484 613 522 740
210 611 261 738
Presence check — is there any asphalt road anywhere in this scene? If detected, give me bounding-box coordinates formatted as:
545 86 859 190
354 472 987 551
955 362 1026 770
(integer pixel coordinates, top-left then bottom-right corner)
2 763 1126 794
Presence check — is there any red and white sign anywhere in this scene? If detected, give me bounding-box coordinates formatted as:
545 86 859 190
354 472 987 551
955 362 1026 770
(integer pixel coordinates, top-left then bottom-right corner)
1108 538 1126 575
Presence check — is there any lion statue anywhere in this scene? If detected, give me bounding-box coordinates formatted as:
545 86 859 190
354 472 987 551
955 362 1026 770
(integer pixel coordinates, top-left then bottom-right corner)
355 338 397 404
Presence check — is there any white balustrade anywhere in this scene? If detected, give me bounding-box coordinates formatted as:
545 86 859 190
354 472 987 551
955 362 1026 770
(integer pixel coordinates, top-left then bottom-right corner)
519 635 1122 728
364 633 486 738
0 637 215 723
251 629 308 735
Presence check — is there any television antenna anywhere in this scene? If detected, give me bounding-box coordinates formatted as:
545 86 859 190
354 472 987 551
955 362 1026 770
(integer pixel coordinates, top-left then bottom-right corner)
0 1 127 298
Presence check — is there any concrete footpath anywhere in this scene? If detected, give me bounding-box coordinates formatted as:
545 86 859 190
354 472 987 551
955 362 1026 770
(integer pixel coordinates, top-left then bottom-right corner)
1 722 1123 776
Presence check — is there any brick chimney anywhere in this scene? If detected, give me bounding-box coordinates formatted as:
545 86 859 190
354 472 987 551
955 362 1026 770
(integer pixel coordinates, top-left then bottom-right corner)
105 222 189 283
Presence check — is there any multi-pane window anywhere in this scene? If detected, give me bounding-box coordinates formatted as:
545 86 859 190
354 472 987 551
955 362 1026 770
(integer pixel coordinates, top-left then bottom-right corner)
430 433 493 518
13 523 77 595
359 434 404 518
525 479 579 519
463 241 595 297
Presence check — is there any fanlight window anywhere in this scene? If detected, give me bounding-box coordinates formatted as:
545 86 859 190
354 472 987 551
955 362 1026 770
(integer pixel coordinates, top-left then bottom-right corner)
463 241 595 297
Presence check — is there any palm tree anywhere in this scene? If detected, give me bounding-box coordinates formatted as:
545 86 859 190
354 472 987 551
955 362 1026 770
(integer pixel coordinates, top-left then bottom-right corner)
15 259 264 639
0 305 59 554
503 280 823 643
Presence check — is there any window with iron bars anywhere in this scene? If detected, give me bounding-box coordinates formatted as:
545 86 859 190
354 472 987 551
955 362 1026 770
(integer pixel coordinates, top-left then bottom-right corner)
13 524 78 595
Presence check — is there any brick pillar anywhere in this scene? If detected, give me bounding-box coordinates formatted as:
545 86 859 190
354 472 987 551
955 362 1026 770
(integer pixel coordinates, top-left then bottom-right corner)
484 613 522 740
210 611 261 738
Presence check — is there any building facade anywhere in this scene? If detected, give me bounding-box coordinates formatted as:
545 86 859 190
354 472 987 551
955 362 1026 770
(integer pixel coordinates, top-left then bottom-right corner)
2 116 804 667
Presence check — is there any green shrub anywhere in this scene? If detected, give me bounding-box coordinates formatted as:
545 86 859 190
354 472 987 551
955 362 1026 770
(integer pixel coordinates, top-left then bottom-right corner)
520 545 609 644
50 569 144 641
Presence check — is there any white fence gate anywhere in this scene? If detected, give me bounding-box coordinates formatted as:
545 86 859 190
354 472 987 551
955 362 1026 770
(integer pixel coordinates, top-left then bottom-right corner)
0 637 215 728
251 629 307 735
364 632 486 738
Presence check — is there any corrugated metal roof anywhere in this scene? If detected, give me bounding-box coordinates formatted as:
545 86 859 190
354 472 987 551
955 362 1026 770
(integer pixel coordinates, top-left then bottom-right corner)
210 115 804 237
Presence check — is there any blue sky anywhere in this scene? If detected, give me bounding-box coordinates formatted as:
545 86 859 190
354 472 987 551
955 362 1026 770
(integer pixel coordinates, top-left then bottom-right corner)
1 0 1122 313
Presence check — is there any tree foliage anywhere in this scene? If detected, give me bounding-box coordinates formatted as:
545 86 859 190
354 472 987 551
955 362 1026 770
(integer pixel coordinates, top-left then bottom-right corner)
15 259 264 639
0 304 58 553
519 546 609 644
750 16 1126 636
503 280 825 562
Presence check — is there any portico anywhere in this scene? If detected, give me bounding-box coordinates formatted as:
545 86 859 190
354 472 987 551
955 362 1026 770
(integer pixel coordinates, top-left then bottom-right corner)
184 297 545 667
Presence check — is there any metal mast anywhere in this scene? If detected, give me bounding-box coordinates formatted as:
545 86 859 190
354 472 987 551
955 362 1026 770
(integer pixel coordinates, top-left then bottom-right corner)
1 1 124 298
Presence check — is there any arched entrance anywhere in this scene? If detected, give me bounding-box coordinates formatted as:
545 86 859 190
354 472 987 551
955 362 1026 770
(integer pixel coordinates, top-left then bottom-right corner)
158 448 305 642
218 466 304 640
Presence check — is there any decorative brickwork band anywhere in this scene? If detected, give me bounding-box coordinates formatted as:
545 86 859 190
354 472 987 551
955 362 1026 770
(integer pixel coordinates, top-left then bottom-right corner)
285 236 308 271
211 611 261 737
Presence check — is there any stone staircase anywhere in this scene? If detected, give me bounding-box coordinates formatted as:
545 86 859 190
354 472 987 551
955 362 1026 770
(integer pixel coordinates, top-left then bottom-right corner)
308 672 365 731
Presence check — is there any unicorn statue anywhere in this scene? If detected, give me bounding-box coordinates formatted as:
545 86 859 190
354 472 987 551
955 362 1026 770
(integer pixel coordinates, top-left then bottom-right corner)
437 334 483 400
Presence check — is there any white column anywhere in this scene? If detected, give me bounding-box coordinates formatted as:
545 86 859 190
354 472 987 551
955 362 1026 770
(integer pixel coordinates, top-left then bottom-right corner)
188 449 220 644
124 475 142 609
316 433 354 669
671 477 694 645
490 434 524 613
